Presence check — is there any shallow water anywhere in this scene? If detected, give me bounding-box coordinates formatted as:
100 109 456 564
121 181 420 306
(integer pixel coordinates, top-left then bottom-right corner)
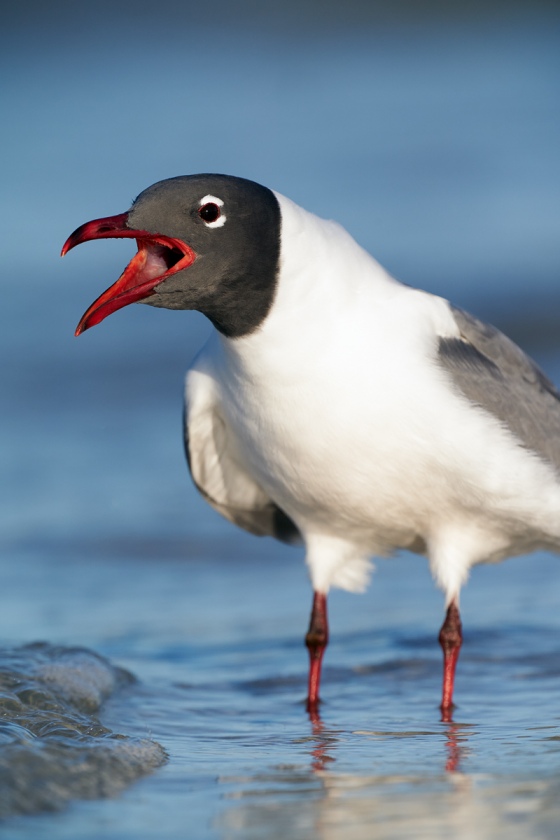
2 3 560 837
3 543 560 838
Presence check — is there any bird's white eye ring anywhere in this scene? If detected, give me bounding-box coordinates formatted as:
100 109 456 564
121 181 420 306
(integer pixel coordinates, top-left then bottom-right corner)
198 195 226 228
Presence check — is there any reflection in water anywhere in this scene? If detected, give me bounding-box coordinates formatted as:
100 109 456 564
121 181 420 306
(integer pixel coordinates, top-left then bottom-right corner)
442 720 473 774
218 773 560 840
218 709 558 840
307 710 338 774
306 707 472 776
440 700 466 771
217 709 484 838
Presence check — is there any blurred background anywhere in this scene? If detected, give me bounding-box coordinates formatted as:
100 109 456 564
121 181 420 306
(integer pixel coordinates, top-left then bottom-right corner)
2 0 559 573
1 1 560 833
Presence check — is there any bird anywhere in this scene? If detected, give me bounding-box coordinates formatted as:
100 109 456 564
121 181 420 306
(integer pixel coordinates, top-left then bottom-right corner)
62 174 560 718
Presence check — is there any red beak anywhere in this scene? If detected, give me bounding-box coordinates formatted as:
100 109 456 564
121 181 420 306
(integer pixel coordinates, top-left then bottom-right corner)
61 213 197 335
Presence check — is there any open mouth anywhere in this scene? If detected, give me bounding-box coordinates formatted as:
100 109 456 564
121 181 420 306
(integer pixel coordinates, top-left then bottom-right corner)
61 213 197 335
149 242 187 273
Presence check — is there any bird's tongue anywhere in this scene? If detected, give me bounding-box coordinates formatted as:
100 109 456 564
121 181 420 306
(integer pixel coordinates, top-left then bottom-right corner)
133 242 173 282
61 212 197 335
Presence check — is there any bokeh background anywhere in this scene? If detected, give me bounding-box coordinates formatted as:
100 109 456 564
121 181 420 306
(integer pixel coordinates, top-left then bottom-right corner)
1 1 560 837
3 0 559 558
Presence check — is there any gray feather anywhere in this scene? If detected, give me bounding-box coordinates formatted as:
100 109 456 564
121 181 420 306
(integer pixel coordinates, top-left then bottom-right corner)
438 305 560 472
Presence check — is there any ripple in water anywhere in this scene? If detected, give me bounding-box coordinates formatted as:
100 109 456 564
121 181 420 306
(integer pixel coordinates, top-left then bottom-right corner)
0 643 167 817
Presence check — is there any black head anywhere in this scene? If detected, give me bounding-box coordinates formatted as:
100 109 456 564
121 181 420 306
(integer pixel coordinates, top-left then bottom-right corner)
62 174 282 338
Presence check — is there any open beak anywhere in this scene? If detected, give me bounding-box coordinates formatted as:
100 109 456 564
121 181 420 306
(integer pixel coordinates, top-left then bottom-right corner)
61 212 197 335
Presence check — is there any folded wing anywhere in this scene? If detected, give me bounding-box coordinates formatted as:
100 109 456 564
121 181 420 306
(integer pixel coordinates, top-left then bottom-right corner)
439 305 560 473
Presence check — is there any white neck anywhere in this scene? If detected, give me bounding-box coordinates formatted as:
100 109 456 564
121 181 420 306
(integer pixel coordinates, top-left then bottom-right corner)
218 192 402 373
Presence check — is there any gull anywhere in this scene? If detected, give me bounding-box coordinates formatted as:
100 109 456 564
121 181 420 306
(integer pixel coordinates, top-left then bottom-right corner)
62 174 560 716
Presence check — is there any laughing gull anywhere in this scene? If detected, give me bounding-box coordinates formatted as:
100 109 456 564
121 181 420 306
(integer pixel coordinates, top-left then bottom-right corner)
62 174 560 717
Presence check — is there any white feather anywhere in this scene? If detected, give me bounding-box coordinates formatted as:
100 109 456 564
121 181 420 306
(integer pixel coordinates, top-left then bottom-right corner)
185 192 560 601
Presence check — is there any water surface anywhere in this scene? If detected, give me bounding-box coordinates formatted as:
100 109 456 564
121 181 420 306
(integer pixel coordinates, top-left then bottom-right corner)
3 542 560 838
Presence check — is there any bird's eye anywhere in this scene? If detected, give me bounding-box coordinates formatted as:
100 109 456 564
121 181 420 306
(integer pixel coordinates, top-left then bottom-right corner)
198 194 226 228
199 203 221 223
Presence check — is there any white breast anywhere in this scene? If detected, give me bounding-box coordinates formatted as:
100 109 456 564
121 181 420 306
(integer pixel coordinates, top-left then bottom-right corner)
192 193 560 595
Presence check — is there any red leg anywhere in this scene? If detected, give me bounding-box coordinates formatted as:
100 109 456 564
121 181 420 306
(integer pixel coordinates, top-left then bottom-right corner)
438 600 462 720
305 592 329 712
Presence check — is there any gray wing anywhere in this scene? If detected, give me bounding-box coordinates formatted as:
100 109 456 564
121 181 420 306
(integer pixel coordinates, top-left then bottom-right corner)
183 404 300 546
438 305 560 473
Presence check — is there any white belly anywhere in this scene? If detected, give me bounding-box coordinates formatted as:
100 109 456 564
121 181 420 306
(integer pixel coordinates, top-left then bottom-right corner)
216 344 560 556
201 280 560 596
